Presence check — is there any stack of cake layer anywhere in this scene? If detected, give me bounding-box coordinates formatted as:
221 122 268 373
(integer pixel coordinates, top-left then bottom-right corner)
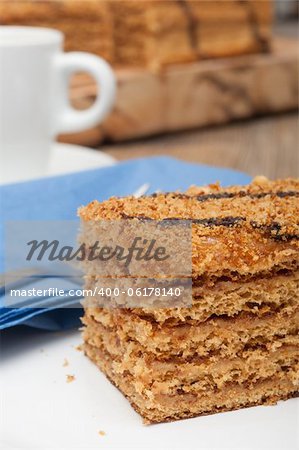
111 0 272 68
0 0 272 68
79 176 299 423
0 0 113 60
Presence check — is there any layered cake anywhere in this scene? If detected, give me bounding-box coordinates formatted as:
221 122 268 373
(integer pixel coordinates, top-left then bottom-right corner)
1 0 272 68
111 0 272 68
0 0 113 60
79 176 299 423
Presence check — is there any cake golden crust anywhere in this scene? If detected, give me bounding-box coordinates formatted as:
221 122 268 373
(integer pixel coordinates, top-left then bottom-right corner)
79 176 299 223
79 177 299 278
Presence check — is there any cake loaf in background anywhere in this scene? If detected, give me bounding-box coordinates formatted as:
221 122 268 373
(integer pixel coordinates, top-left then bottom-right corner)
0 0 114 61
0 0 273 68
111 0 272 68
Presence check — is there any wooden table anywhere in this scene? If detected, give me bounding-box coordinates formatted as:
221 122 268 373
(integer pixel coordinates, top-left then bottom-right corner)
98 23 298 180
103 112 298 179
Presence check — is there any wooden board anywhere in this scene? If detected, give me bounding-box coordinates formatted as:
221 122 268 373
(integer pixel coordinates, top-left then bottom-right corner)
59 38 298 147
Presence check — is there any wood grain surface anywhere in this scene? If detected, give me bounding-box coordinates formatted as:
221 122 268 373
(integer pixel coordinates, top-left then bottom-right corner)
59 37 298 146
103 112 298 179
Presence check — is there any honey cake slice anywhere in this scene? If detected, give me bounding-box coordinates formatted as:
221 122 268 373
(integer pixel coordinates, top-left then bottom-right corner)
79 176 298 423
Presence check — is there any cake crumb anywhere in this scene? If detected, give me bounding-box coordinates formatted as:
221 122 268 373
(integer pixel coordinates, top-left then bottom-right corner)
98 430 106 437
76 344 83 352
66 374 75 383
63 358 69 367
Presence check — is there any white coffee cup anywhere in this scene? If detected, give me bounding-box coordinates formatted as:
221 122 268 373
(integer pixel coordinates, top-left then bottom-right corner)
0 26 116 184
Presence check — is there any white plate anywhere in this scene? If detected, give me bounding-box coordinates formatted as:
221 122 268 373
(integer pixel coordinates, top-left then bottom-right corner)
1 328 298 450
48 143 116 176
1 143 116 185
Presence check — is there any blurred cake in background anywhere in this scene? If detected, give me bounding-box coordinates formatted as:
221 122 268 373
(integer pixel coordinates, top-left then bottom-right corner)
0 0 113 61
3 0 286 146
0 0 272 69
111 0 272 68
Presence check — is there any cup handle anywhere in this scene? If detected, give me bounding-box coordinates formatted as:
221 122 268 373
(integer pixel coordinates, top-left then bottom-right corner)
54 52 116 134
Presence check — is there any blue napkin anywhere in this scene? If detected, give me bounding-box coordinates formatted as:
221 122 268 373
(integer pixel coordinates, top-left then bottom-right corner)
0 156 251 330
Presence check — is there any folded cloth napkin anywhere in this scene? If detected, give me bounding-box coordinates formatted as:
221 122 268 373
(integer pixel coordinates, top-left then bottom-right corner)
0 156 251 330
